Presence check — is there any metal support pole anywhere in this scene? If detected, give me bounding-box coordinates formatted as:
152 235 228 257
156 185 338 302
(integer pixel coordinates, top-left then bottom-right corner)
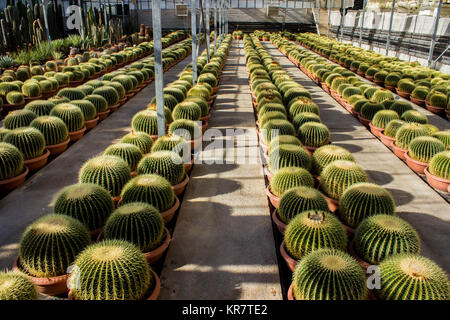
78 0 85 42
327 0 332 38
42 0 51 41
152 0 165 137
339 0 345 42
317 0 321 36
206 0 211 61
428 0 443 67
386 0 396 56
225 0 229 35
192 0 198 85
359 0 366 47
103 0 108 26
214 0 217 54
218 0 222 45
283 0 288 31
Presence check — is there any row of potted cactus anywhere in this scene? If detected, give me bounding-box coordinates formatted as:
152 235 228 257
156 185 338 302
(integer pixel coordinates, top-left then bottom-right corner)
294 32 450 121
0 35 232 300
273 34 450 194
0 32 195 195
244 32 449 300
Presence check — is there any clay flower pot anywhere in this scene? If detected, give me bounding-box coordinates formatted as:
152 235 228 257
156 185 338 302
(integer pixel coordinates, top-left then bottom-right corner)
373 79 384 87
379 132 396 148
3 101 26 112
392 143 408 160
126 92 136 99
108 104 120 113
410 97 425 106
348 239 370 270
172 174 190 196
118 97 127 106
112 196 121 207
271 209 286 234
69 126 86 142
358 115 371 127
424 167 450 192
0 166 29 192
143 227 171 265
303 145 317 155
425 103 445 115
323 194 339 213
200 114 211 123
46 138 70 156
84 117 99 130
369 122 384 138
201 122 208 134
24 149 50 172
24 95 43 103
265 186 280 208
263 166 273 182
160 196 180 224
365 75 374 81
13 257 70 296
287 283 295 300
97 109 110 120
395 89 411 99
404 152 428 174
280 241 298 272
184 157 194 174
384 85 395 92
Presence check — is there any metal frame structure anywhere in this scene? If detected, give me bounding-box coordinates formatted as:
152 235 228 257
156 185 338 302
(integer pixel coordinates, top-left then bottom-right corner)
192 0 198 85
385 0 396 56
428 0 444 67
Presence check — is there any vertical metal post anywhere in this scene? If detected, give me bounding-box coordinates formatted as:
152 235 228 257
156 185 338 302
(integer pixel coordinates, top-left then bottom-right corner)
152 0 165 137
78 0 85 42
214 0 218 53
283 0 288 31
317 0 321 35
339 0 345 42
192 0 198 85
359 0 366 47
121 0 125 29
225 0 229 35
327 0 332 38
42 0 51 41
103 0 108 26
206 0 211 60
218 0 222 45
428 0 443 67
386 0 396 56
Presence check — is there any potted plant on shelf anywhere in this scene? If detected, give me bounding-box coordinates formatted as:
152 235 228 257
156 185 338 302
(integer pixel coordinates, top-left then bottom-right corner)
424 151 450 192
0 143 29 193
29 116 70 156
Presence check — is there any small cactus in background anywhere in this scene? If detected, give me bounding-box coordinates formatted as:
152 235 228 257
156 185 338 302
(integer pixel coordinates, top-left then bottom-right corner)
104 202 165 252
169 119 202 141
29 116 69 146
371 110 400 129
92 86 120 106
298 122 330 148
25 100 55 116
292 249 368 300
6 91 25 105
389 101 414 116
401 110 428 124
354 215 420 265
360 102 385 120
3 109 37 130
137 151 185 185
376 254 449 300
428 151 450 180
172 101 202 121
54 183 115 232
3 127 46 160
0 271 39 300
269 144 312 173
395 123 430 150
132 110 158 136
284 210 347 260
270 167 314 197
408 136 445 163
0 142 24 180
104 143 143 172
49 103 85 132
57 88 86 101
84 94 109 113
121 132 154 154
19 214 90 278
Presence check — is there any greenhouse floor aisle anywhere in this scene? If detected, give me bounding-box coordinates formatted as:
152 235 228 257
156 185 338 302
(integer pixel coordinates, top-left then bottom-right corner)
263 41 450 272
159 40 282 300
0 49 200 270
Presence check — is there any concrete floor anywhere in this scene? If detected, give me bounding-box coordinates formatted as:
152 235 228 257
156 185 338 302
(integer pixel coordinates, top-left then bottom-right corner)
263 42 450 272
159 40 282 300
0 47 200 270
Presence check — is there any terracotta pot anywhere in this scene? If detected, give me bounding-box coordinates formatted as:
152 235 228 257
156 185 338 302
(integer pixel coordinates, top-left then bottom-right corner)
200 114 211 122
184 158 194 174
24 149 50 172
130 88 140 94
108 104 120 113
287 283 295 300
160 196 180 224
172 174 190 196
46 138 70 156
201 122 208 134
131 171 138 177
342 223 356 239
365 75 374 81
144 228 171 265
357 71 365 77
385 85 395 92
84 117 99 130
404 152 428 174
358 115 371 127
118 97 127 106
410 97 425 106
126 92 136 99
24 95 43 103
263 166 273 182
426 104 445 115
2 101 26 112
369 123 384 138
424 167 450 192
69 126 86 142
280 241 297 272
348 239 370 270
0 166 29 192
112 196 121 207
379 132 395 147
373 80 384 87
265 186 280 208
70 80 83 87
303 145 317 155
323 194 339 213
392 143 407 160
260 141 269 154
271 209 286 234
13 257 70 296
97 109 110 120
395 89 411 99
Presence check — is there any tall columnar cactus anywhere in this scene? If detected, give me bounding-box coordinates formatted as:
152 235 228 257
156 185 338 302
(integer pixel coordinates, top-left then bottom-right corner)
0 142 24 180
104 202 165 252
277 186 329 224
298 122 330 148
49 103 85 132
320 160 368 200
79 155 132 197
68 240 153 300
428 151 450 180
29 116 69 146
339 183 396 228
54 183 115 232
137 151 185 185
270 167 314 197
284 210 347 260
292 249 368 300
376 254 449 300
312 145 354 175
19 214 90 278
394 123 430 150
408 136 445 163
104 143 143 172
354 215 420 265
0 271 39 300
269 144 312 173
3 109 37 130
3 127 46 160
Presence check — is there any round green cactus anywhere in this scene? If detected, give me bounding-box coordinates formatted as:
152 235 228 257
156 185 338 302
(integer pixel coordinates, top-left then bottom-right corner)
360 102 385 120
261 119 296 145
110 195 166 246
259 111 287 129
48 95 70 105
428 151 450 179
411 86 429 100
376 254 449 300
104 81 126 99
0 142 24 180
54 183 114 231
70 100 97 121
3 109 37 130
371 89 394 103
320 160 368 200
339 183 396 228
429 92 448 108
57 88 86 101
298 122 330 148
385 73 402 87
401 110 428 124
432 131 450 149
112 75 135 93
137 151 185 185
169 119 202 141
85 79 103 89
288 98 320 118
354 215 420 265
0 128 11 142
0 271 39 300
371 110 400 129
269 135 302 152
132 110 158 136
3 127 46 160
292 248 368 300
25 100 55 116
408 136 445 163
285 210 347 260
19 214 90 277
397 79 416 93
384 119 406 138
79 155 131 197
269 144 312 173
69 240 153 300
29 116 69 146
84 94 109 113
342 86 362 99
167 87 187 102
312 145 354 175
121 132 154 154
77 85 94 96
150 94 178 110
172 101 202 121
151 135 190 159
49 103 85 132
104 143 143 172
258 103 286 118
277 186 329 224
395 123 430 150
92 86 119 106
21 82 41 98
363 87 379 100
184 97 209 117
292 113 321 132
6 91 25 105
270 167 314 197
